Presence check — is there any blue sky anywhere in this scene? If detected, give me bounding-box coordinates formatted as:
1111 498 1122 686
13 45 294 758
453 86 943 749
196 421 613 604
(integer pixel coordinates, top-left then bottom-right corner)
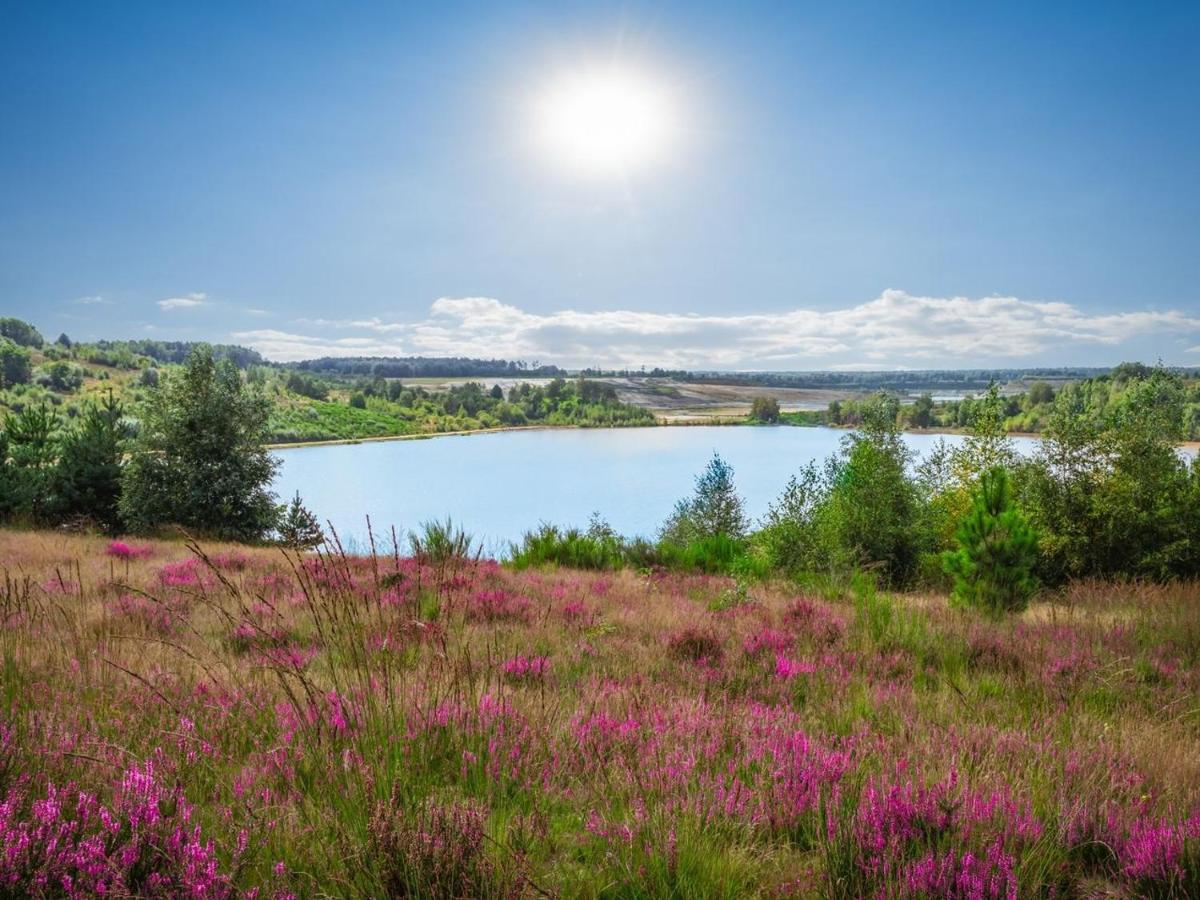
2 1 1198 368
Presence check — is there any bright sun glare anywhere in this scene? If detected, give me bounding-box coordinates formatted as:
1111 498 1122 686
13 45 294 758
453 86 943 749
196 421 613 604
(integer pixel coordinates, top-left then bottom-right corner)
535 65 679 176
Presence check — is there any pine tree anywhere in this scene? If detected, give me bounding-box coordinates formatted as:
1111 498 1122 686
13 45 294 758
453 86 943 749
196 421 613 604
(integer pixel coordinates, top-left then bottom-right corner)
2 403 59 522
277 492 324 548
50 391 128 530
943 467 1039 615
661 452 748 543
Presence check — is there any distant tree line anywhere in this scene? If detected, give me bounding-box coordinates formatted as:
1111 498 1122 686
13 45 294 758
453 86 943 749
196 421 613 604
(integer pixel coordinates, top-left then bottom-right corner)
292 356 566 378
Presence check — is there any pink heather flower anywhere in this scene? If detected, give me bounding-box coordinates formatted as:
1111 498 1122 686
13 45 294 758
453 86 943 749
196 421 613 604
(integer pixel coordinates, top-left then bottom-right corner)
501 655 550 681
105 540 152 560
774 655 816 680
744 627 794 657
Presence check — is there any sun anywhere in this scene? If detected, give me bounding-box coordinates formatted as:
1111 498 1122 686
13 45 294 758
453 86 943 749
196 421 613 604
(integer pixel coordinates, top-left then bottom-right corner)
534 64 679 176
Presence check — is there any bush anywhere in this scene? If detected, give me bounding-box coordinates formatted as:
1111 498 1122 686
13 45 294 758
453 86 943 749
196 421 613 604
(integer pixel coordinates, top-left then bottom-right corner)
750 395 781 423
410 519 475 563
660 452 748 545
943 467 1038 615
277 492 324 548
0 339 32 388
510 523 623 570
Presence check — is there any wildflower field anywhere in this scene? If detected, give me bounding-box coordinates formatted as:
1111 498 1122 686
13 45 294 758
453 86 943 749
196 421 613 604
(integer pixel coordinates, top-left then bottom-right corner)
1 530 1198 897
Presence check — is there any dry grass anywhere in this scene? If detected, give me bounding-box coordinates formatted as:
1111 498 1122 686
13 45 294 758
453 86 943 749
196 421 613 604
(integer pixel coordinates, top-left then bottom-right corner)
1 528 1198 897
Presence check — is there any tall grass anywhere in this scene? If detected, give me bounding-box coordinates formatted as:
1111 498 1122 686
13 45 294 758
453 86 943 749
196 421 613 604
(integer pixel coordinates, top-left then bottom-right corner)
0 529 1197 896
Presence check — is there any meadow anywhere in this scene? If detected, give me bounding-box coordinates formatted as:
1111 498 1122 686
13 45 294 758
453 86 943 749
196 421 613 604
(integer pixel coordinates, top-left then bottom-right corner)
2 529 1197 897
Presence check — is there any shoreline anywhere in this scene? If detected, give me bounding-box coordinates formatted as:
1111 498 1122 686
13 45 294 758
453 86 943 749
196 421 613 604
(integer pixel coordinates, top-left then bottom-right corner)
267 423 573 450
268 420 1200 452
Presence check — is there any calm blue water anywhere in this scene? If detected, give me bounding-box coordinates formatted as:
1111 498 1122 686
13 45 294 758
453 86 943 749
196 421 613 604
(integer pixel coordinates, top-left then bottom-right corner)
272 426 1038 555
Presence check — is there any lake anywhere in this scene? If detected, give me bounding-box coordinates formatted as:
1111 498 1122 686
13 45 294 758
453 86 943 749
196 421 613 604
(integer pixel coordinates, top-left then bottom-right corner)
272 425 1041 555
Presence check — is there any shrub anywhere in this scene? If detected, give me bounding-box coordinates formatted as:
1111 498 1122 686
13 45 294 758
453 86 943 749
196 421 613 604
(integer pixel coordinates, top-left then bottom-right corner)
369 795 509 898
277 492 324 548
660 452 748 545
750 395 781 423
943 467 1038 615
667 626 724 663
509 523 622 570
410 518 475 563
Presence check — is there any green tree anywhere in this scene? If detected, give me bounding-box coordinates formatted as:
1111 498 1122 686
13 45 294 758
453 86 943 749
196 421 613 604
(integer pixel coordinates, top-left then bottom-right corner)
1027 381 1054 405
952 382 1015 482
0 339 32 388
1017 367 1199 581
822 425 921 583
2 403 59 522
758 463 824 573
749 396 781 423
50 391 127 530
910 393 935 428
0 318 44 348
943 467 1039 615
120 345 279 540
277 492 324 548
661 452 748 543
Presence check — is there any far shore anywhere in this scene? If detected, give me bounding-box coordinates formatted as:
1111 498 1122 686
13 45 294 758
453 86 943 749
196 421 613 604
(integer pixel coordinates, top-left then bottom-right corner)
268 419 1200 452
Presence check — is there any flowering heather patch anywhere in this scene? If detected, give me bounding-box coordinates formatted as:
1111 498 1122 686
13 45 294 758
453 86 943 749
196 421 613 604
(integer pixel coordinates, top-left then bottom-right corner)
466 589 533 624
105 540 152 560
501 654 549 682
1 530 1198 896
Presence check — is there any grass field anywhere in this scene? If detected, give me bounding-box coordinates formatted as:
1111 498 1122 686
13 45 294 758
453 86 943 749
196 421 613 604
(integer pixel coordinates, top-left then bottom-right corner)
1 529 1198 896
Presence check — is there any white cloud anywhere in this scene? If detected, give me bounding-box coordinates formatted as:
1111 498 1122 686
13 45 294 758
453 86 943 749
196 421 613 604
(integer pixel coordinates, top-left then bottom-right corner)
76 295 114 306
232 290 1200 367
157 292 208 311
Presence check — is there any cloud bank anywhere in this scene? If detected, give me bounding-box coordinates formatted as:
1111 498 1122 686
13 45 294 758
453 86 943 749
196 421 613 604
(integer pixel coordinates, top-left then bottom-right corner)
232 290 1200 368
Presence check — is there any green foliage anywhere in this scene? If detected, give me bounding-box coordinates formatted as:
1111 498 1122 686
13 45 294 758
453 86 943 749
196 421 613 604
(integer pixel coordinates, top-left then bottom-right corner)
1 403 59 522
757 463 825 573
510 521 624 570
749 395 781 423
823 397 924 584
660 453 748 545
909 392 934 428
120 345 280 540
943 467 1039 615
277 492 324 548
284 371 328 400
0 318 44 348
49 392 128 530
1016 366 1200 581
409 519 475 563
952 381 1016 481
0 339 32 388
